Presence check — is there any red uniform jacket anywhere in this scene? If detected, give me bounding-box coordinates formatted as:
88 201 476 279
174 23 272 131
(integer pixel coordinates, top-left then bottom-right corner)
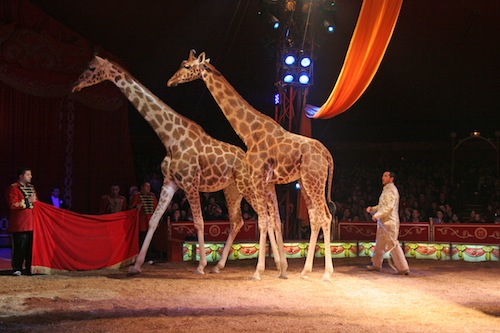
129 192 158 232
6 182 37 232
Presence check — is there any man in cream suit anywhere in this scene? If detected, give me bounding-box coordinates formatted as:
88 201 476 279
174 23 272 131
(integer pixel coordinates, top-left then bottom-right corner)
366 171 410 275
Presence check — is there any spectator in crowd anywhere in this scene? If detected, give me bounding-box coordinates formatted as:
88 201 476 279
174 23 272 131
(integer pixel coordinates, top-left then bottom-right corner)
450 214 461 223
339 208 353 222
171 209 182 222
242 202 256 220
410 209 421 222
433 210 445 224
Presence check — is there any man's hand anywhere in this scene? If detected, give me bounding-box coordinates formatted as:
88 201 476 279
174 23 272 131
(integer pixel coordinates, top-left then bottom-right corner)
28 195 37 203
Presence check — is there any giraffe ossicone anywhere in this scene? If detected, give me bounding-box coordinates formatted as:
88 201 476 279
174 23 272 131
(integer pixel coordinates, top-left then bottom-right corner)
168 50 336 281
72 55 284 276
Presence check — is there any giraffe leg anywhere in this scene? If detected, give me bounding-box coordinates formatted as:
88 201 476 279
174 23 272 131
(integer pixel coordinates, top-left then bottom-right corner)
266 222 281 274
299 185 318 279
302 223 320 279
320 220 334 281
267 185 288 278
212 185 244 273
251 222 268 280
184 187 206 275
129 181 177 274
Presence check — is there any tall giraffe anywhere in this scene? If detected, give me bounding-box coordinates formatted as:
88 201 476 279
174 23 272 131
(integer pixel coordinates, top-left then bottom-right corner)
72 55 284 276
167 50 335 281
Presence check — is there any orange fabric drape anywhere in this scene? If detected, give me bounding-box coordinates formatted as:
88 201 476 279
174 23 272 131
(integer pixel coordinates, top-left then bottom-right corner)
307 0 403 119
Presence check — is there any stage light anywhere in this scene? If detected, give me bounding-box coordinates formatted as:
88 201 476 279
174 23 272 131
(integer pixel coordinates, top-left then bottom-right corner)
274 93 280 105
323 20 334 33
270 14 280 29
298 72 310 85
283 73 294 83
300 56 311 68
295 182 301 190
284 54 296 66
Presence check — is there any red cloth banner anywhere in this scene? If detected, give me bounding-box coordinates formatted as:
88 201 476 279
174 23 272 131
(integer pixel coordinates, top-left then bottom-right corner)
31 202 138 274
306 0 403 119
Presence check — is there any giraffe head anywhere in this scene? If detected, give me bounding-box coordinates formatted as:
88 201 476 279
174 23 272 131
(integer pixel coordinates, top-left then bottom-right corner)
167 50 216 87
72 55 114 93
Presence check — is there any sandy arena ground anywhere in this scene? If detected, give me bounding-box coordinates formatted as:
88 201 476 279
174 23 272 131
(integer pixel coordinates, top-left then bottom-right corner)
0 257 499 333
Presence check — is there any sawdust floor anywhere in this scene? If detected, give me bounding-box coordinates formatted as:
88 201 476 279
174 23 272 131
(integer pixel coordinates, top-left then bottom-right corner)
0 257 499 333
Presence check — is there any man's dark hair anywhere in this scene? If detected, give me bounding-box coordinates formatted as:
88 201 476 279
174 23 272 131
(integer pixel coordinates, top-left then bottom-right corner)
17 167 31 178
386 171 396 180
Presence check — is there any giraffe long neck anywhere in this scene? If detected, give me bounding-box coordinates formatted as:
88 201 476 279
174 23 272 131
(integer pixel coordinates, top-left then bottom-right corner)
109 63 192 145
201 65 281 147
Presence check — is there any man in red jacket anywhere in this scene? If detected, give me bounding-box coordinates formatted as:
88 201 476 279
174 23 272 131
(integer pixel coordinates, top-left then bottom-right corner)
129 181 158 261
6 167 37 276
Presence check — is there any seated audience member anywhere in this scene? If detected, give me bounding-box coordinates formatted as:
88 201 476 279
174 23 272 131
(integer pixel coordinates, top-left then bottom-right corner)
433 210 445 224
471 212 485 223
171 209 182 222
242 202 256 220
450 214 461 223
339 208 353 222
205 196 226 220
400 207 412 222
410 209 422 223
99 184 127 214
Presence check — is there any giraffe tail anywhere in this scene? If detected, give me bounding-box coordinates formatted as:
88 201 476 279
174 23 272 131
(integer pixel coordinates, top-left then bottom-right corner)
326 152 335 217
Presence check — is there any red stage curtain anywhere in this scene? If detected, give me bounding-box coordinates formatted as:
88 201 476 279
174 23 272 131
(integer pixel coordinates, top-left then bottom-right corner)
31 202 138 274
0 0 136 216
306 0 403 119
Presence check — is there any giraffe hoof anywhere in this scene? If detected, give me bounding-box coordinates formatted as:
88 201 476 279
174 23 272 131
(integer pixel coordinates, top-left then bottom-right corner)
210 266 221 274
193 269 205 275
127 266 141 275
278 273 288 279
248 275 261 281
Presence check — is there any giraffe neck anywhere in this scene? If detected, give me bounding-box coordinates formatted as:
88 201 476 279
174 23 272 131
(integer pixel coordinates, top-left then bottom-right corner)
201 65 281 147
109 63 192 145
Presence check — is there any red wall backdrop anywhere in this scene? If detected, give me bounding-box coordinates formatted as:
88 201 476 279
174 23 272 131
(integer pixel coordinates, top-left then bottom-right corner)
0 0 136 216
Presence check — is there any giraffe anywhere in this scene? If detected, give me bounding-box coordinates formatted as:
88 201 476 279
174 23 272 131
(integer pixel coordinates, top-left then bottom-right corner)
167 50 335 281
72 55 285 276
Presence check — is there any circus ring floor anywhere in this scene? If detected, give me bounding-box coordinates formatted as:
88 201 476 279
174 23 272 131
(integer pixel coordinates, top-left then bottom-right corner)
1 256 499 333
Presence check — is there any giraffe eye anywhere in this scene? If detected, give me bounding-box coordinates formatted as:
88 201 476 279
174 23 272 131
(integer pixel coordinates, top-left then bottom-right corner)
89 66 96 72
183 65 190 69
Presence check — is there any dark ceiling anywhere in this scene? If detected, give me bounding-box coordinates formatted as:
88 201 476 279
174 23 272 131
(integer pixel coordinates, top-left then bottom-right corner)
29 0 500 152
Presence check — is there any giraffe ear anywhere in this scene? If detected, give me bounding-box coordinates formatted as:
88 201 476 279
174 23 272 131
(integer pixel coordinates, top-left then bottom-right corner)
198 52 206 63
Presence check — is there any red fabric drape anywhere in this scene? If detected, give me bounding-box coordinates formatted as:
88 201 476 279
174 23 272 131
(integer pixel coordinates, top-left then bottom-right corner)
31 202 138 274
306 0 403 119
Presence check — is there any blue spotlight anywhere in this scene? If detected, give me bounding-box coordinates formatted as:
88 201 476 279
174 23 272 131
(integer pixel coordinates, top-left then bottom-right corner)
298 72 310 85
284 54 296 66
300 57 311 68
323 20 335 33
274 93 280 105
283 73 294 83
295 182 301 190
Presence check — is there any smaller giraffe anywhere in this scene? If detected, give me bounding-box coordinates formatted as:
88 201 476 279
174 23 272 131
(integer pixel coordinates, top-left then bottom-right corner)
167 50 335 280
72 55 285 276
